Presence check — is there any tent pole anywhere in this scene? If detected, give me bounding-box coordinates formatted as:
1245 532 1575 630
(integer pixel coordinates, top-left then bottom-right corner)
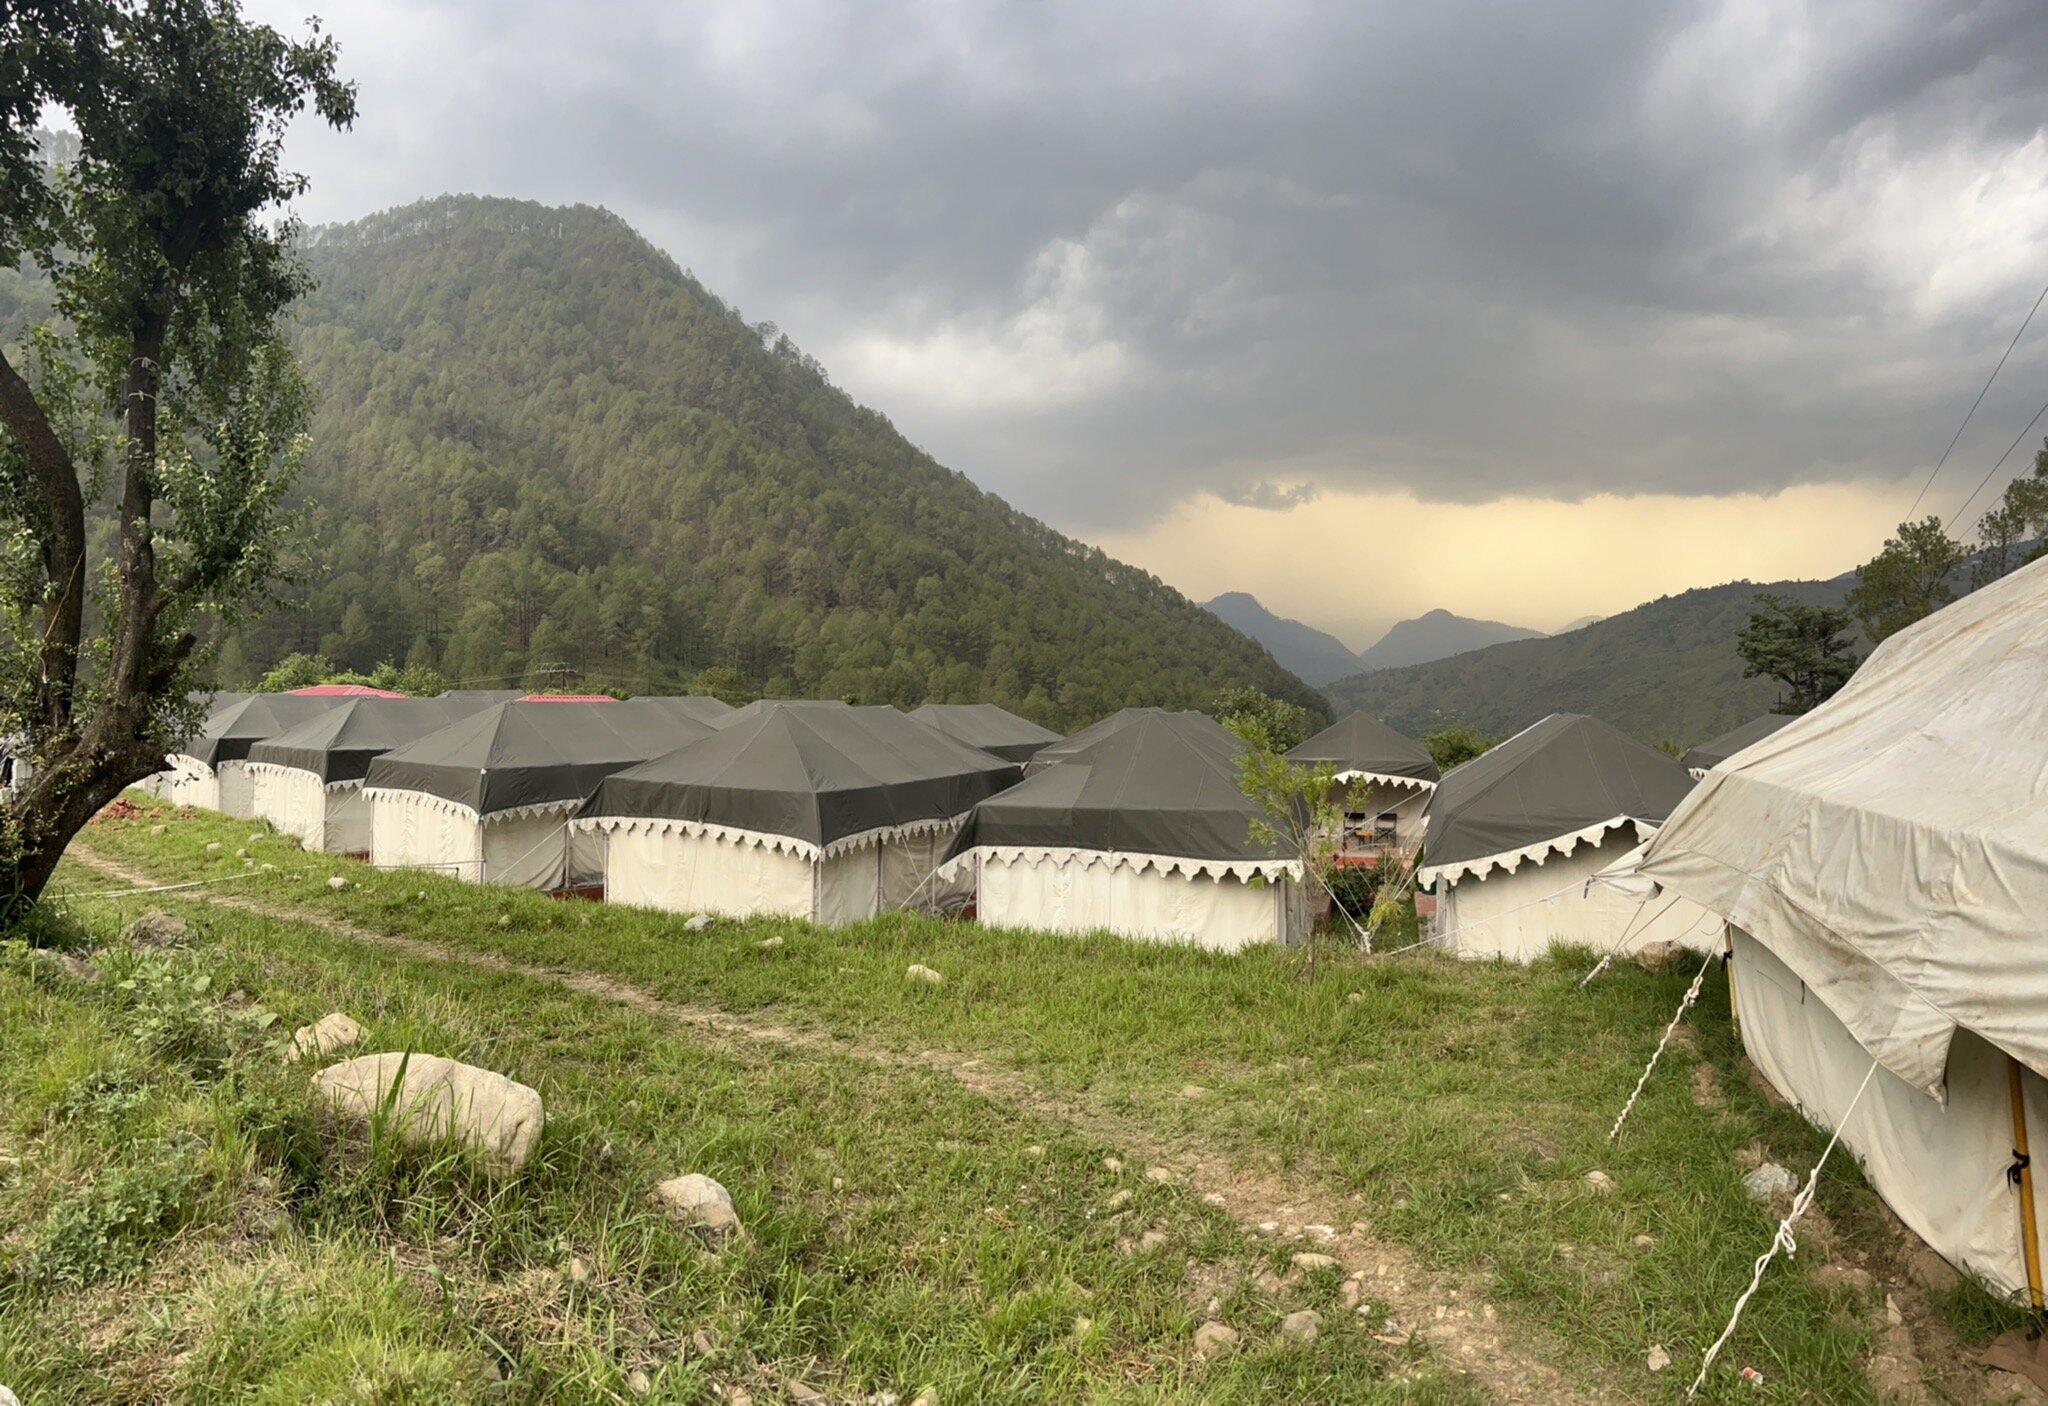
2009 1056 2045 1312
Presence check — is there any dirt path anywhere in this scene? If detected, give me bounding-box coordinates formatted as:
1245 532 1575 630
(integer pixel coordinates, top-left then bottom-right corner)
71 843 1631 1405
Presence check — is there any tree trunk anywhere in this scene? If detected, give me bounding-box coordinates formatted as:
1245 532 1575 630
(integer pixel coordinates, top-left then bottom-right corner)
0 738 160 927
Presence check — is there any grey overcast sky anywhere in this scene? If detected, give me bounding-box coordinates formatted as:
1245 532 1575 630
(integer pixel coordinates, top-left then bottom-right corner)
249 0 2048 644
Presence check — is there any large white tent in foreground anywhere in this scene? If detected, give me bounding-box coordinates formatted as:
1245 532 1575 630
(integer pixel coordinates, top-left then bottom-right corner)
577 701 1020 923
364 700 716 889
1418 713 1716 962
942 710 1309 951
1636 555 2048 1301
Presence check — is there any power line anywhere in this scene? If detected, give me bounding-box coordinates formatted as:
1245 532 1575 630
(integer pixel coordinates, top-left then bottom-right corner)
1946 392 2048 535
1908 277 2048 518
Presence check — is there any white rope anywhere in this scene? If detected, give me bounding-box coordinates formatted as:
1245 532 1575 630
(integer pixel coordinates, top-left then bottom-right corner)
52 867 299 901
1687 1059 1881 1397
1608 949 1716 1141
1577 895 1655 989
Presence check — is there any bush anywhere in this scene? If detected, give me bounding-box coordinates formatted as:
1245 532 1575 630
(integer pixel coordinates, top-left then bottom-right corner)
13 1137 204 1287
1326 863 1378 918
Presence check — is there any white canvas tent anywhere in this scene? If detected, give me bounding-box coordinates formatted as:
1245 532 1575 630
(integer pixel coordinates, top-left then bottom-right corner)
1635 555 2048 1302
576 702 1020 923
364 700 715 889
245 698 500 853
163 694 348 817
1287 712 1440 855
942 711 1310 951
1418 714 1717 962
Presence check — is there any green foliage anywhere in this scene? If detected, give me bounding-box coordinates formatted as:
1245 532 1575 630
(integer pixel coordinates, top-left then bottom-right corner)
1735 592 1858 714
1212 685 1310 752
1420 723 1497 772
253 651 446 696
1845 516 1966 645
686 665 754 708
1971 439 2048 590
199 195 1326 728
1325 574 1863 746
12 1139 204 1287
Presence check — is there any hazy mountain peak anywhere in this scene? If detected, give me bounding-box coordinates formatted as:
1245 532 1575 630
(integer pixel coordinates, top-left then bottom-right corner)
1352 610 1545 673
1200 593 1362 687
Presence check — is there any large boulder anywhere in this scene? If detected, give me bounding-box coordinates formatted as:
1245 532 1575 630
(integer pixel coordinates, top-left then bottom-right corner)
121 908 190 948
314 1053 544 1174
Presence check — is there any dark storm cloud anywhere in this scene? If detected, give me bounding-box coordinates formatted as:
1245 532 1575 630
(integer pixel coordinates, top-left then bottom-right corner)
255 0 2048 529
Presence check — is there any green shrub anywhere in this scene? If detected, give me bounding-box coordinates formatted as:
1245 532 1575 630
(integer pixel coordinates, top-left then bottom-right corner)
13 1137 204 1287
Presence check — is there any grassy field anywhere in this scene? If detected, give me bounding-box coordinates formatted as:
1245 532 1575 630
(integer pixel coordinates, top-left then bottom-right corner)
0 799 2032 1403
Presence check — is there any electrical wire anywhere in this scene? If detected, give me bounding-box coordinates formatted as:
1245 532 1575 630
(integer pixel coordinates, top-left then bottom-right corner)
1909 278 2048 517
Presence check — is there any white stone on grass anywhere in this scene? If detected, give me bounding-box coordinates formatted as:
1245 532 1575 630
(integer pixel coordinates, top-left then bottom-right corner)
655 1172 743 1248
1280 1309 1321 1343
287 1012 364 1064
1192 1321 1240 1359
327 875 349 891
906 963 944 986
1743 1163 1798 1201
314 1052 544 1174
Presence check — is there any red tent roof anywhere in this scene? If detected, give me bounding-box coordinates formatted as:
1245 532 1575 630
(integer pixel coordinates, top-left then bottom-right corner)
288 683 408 698
517 693 616 703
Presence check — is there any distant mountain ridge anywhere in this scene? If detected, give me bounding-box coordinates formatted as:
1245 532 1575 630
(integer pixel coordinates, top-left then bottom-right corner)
1200 593 1363 685
1352 608 1546 672
1323 573 1859 745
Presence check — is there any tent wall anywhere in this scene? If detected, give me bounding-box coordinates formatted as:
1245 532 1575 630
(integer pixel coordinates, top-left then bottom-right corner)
1436 830 1722 962
976 853 1302 951
605 827 815 919
251 767 330 850
371 791 484 880
325 784 374 855
162 758 221 811
817 848 880 926
479 810 574 890
215 762 257 820
1732 927 2045 1299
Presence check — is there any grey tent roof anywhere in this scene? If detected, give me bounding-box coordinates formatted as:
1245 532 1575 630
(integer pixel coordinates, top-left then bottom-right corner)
1422 713 1696 871
908 703 1062 763
245 698 506 784
182 694 352 769
947 710 1290 863
640 695 738 728
364 700 716 814
579 701 1021 849
436 689 526 704
1023 707 1214 775
1287 712 1439 784
1680 714 1796 774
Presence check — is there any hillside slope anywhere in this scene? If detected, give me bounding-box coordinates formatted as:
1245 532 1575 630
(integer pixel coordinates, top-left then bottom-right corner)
1201 592 1361 685
1353 609 1546 672
1323 575 1856 744
213 197 1323 727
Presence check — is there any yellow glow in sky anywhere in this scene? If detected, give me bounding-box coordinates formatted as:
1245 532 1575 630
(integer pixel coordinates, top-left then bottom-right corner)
1091 481 1916 650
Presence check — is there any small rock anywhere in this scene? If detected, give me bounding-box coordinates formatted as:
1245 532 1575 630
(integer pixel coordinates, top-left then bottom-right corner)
691 1328 719 1357
1291 1251 1339 1271
1907 1246 1960 1292
1 1386 19 1406
1257 1220 1279 1235
1647 1344 1671 1373
1280 1308 1321 1343
1632 1234 1654 1247
1305 1223 1337 1242
1192 1321 1240 1359
247 833 264 845
287 1012 364 1064
626 1368 652 1398
910 1389 939 1406
121 908 190 948
1742 1163 1798 1202
1103 1156 1122 1174
1345 991 1363 1004
1885 1294 1903 1326
1585 1170 1616 1194
1201 1191 1228 1208
729 1390 753 1406
1633 939 1686 973
497 914 512 929
326 875 348 891
758 936 784 951
1144 1165 1175 1185
1340 1279 1364 1309
1138 1229 1168 1251
655 1172 743 1248
46 950 102 984
314 1053 544 1173
786 1382 826 1405
906 963 944 986
205 842 222 854
1024 1144 1044 1157
1180 1084 1208 1099
150 824 167 835
684 914 713 932
235 847 250 859
568 1255 591 1284
1104 1189 1132 1211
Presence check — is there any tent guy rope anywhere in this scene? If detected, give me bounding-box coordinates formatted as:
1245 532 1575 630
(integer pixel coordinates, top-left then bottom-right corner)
1608 948 1717 1141
1687 1058 1881 1398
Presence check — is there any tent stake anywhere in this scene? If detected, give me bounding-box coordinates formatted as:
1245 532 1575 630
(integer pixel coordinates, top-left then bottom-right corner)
2010 1056 2045 1312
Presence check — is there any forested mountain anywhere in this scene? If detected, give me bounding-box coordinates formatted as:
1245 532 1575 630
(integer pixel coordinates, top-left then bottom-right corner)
1352 608 1546 672
1200 592 1361 685
171 196 1326 728
1323 574 1857 745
